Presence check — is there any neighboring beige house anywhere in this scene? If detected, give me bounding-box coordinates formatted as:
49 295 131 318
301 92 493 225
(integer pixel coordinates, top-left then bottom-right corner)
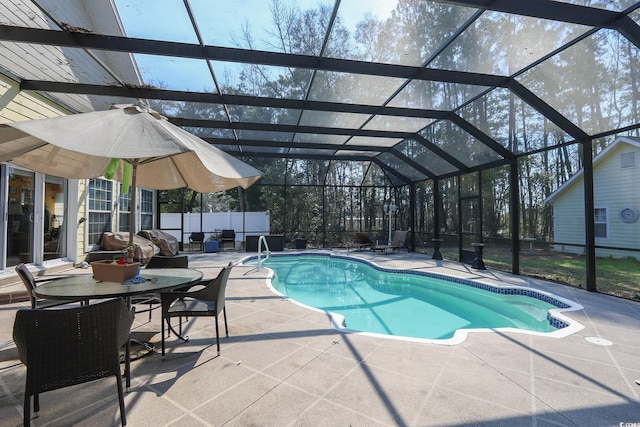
545 136 640 259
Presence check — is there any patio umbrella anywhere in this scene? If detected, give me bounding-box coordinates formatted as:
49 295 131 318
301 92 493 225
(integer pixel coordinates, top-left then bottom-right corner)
0 102 263 247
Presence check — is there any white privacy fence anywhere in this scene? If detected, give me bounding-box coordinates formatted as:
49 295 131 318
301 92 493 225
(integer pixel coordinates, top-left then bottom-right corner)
159 211 270 245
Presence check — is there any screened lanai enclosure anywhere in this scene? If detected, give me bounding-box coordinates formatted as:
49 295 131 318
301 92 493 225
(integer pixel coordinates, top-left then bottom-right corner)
2 0 640 300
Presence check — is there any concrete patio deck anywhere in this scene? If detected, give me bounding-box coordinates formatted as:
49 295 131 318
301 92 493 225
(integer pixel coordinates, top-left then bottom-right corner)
0 249 639 426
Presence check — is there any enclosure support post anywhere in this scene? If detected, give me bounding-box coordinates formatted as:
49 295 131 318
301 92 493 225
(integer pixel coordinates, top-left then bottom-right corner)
456 175 464 262
322 185 326 248
180 189 185 250
583 140 597 292
433 179 440 241
510 159 520 275
200 192 203 234
478 171 483 243
432 179 443 260
409 183 416 252
283 185 288 247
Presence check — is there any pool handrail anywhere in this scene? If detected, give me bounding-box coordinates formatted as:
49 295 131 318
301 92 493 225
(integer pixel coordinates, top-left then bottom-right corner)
257 235 271 270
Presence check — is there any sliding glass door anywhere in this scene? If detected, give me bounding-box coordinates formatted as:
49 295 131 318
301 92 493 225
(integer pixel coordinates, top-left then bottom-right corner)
7 167 35 266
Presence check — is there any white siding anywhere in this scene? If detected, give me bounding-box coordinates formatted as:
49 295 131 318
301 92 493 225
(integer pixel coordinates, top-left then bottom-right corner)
552 178 586 255
595 144 640 253
0 74 71 122
551 140 640 259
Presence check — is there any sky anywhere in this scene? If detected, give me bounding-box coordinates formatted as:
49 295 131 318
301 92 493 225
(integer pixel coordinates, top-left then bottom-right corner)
113 0 398 91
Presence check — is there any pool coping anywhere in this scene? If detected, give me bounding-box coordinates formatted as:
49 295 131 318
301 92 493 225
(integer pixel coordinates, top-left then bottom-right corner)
239 252 585 345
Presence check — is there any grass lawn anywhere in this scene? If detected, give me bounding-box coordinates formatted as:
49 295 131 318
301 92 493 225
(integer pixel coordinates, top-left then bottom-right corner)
436 247 640 301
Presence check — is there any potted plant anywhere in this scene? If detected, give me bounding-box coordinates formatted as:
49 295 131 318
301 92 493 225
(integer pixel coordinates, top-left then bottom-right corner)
205 231 221 253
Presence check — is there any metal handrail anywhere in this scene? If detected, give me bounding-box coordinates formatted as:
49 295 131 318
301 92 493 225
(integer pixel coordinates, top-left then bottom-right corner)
257 235 271 270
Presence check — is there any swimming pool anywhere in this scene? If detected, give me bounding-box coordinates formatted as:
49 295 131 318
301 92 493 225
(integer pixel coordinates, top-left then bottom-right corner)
244 254 584 344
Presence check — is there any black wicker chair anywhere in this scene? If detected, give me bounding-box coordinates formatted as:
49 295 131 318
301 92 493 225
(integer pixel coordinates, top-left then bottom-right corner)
131 255 190 321
15 263 81 309
12 298 134 426
220 229 236 250
146 255 189 269
160 263 232 356
188 232 205 252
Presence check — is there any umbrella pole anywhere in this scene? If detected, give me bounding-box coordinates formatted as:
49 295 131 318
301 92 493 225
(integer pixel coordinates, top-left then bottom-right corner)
127 160 138 250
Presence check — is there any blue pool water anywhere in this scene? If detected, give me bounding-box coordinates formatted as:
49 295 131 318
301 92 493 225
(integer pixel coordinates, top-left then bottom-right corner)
246 254 583 343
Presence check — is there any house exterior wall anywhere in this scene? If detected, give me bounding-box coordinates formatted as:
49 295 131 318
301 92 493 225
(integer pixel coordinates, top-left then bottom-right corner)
0 2 143 268
551 140 640 259
0 74 92 266
0 74 70 123
594 142 640 257
1 75 157 265
552 179 585 255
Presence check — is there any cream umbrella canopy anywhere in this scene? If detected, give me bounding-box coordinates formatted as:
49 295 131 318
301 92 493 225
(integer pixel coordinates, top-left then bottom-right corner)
0 103 263 247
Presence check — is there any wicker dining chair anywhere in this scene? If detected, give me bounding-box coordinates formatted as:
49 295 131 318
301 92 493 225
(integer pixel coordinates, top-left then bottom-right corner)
15 263 82 309
160 263 232 356
146 254 189 269
130 255 190 321
188 232 205 252
12 298 134 426
220 229 236 250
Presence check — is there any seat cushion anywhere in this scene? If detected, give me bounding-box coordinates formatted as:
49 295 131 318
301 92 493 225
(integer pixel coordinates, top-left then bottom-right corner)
167 298 217 317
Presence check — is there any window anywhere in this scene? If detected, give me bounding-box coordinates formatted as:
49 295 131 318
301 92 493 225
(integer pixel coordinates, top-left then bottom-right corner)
594 208 608 239
118 191 131 233
88 179 113 246
118 188 153 231
140 189 154 230
620 151 636 169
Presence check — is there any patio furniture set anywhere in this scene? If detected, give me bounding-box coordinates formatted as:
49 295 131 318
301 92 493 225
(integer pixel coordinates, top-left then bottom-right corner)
188 230 236 252
12 259 232 426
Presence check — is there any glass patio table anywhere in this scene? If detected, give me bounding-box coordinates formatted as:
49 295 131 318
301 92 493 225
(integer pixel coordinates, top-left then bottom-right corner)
31 268 203 302
32 267 203 388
